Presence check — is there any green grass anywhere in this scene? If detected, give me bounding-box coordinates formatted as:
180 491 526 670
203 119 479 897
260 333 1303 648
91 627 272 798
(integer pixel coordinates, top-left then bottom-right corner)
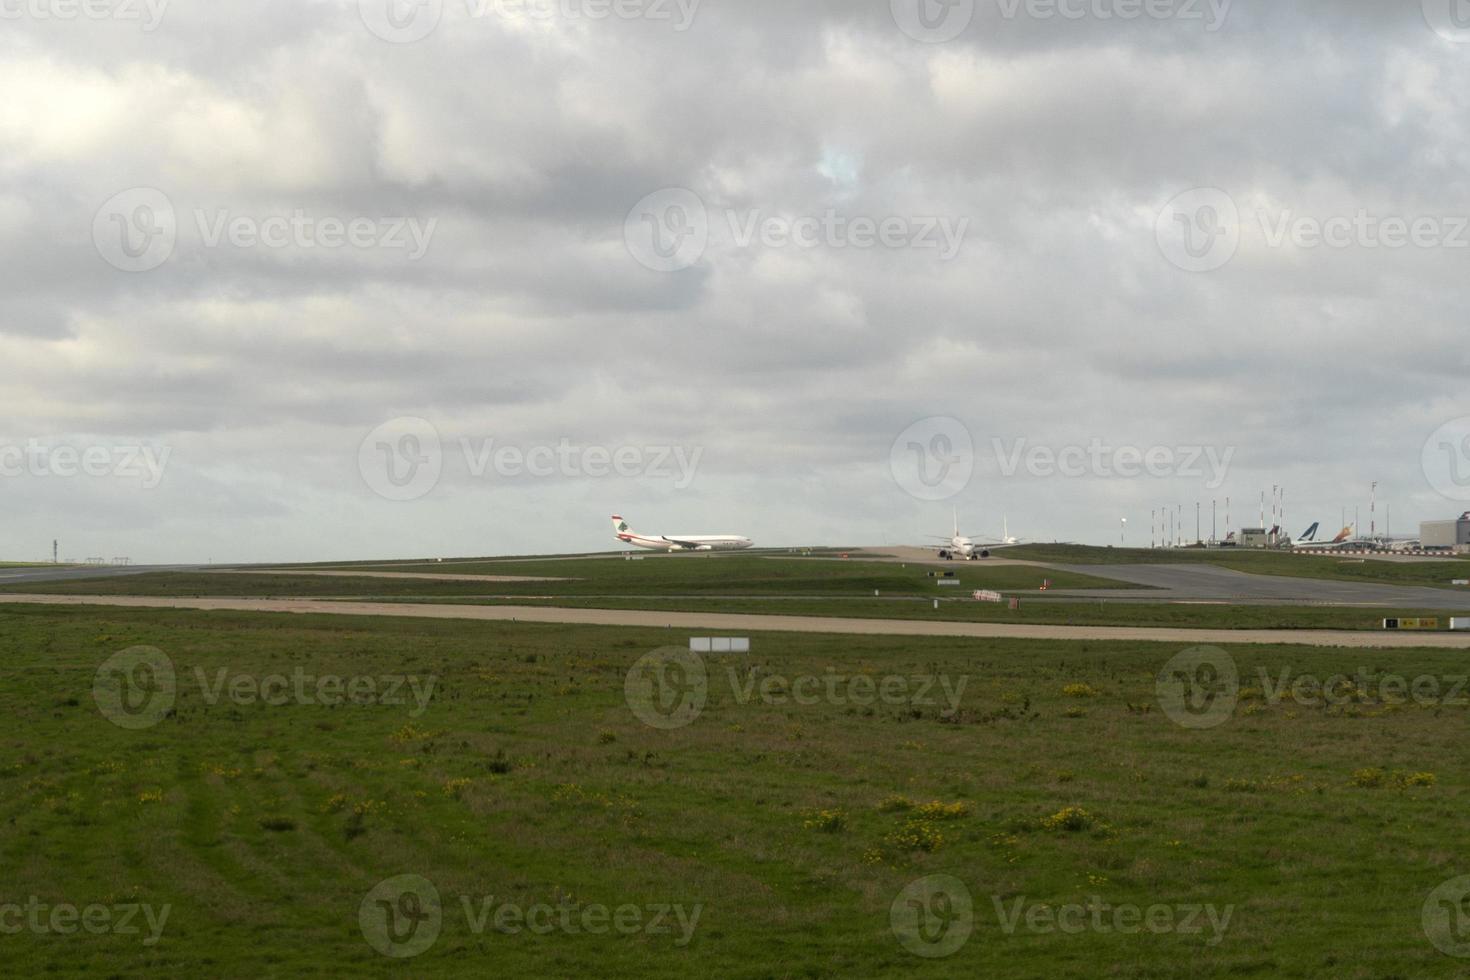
1008 544 1470 589
4 606 1470 976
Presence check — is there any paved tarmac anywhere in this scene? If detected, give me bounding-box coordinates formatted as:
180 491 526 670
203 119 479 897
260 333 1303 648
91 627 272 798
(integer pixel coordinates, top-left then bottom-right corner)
1038 563 1470 610
0 564 197 586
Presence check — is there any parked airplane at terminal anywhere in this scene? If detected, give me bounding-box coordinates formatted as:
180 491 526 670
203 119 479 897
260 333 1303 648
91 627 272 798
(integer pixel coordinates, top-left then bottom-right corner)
611 515 754 552
1288 523 1356 551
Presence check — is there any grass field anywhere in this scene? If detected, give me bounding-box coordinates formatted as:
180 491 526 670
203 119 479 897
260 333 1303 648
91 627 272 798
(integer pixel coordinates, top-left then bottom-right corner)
1008 544 1470 590
5 605 1470 976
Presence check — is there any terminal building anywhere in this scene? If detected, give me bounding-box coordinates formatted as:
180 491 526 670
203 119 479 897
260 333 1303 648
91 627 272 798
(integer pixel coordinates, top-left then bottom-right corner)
1239 527 1272 549
1420 513 1470 554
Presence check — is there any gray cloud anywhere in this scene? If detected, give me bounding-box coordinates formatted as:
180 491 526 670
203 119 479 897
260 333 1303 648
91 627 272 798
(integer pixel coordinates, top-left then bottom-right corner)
0 0 1466 561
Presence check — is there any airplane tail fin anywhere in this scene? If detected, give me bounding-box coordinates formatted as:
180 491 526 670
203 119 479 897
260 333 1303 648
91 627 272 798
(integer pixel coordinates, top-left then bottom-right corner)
1300 522 1320 542
612 515 633 538
1331 525 1353 544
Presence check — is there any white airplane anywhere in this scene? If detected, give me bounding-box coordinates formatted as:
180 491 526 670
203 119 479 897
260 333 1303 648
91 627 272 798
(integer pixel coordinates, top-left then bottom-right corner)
929 510 1021 561
611 515 754 553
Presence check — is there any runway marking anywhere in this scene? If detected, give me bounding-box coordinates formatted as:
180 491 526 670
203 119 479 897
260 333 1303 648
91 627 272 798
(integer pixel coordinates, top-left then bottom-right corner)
2 594 1469 649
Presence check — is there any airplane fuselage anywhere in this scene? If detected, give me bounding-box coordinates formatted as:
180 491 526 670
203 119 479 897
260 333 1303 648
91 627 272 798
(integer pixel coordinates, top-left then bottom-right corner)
938 536 988 560
612 516 753 553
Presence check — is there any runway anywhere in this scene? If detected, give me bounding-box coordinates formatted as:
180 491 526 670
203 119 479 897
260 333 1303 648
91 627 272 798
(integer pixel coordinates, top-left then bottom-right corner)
1038 563 1470 610
0 564 198 586
2 593 1468 649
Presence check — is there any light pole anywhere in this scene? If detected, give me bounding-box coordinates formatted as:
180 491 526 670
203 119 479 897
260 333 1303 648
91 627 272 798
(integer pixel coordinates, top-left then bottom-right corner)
1121 518 1127 547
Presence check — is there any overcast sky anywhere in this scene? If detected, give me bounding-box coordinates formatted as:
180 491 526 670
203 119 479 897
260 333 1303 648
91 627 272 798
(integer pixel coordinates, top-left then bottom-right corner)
2 0 1468 563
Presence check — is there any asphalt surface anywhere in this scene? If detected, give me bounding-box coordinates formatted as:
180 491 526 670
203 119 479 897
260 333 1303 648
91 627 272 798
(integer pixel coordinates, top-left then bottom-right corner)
1 593 1466 648
1039 563 1470 610
0 564 199 586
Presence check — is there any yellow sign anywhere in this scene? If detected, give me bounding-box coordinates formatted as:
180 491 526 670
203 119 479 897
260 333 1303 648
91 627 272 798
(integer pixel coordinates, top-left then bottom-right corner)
1384 618 1441 631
